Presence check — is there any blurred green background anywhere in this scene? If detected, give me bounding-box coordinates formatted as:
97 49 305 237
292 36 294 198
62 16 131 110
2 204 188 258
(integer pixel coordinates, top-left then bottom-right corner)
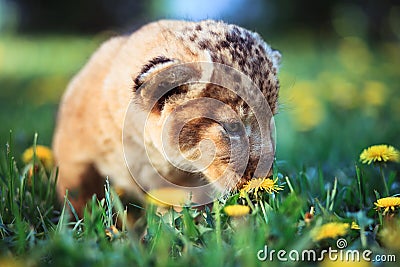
0 0 399 173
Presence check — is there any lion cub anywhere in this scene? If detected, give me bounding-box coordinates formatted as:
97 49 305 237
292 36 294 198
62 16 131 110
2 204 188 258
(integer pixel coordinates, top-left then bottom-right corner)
53 20 281 214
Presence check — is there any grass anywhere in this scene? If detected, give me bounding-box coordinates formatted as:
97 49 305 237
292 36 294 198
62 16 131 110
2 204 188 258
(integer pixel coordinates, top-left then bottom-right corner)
0 134 399 266
0 34 104 155
0 32 399 266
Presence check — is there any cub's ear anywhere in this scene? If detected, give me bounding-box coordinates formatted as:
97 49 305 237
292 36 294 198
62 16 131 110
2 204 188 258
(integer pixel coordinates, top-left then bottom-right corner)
133 56 200 112
133 56 178 92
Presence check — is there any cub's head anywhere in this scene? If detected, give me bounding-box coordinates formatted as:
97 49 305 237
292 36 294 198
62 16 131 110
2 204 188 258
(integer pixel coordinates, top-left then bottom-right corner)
132 20 281 194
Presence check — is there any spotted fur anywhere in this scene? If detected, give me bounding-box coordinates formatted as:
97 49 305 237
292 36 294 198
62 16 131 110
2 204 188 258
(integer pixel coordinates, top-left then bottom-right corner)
53 20 281 215
175 20 281 114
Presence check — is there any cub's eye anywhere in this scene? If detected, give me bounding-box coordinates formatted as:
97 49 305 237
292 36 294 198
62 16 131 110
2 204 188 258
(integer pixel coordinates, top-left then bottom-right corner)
223 122 243 135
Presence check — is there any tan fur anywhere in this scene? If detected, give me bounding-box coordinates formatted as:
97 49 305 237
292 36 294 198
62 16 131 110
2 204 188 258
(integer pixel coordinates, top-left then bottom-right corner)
53 20 281 214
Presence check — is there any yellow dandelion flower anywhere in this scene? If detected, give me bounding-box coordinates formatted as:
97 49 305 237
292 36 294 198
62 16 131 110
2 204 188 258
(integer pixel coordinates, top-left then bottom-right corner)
379 220 400 252
242 178 265 195
359 144 400 165
241 177 283 196
351 221 360 230
224 205 250 217
374 197 400 214
239 189 247 198
312 222 349 242
22 145 54 170
285 81 326 131
0 257 23 267
262 178 284 193
146 187 189 207
363 81 387 107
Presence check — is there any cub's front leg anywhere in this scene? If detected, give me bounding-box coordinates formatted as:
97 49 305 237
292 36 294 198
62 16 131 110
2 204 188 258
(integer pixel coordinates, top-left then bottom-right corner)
53 36 128 215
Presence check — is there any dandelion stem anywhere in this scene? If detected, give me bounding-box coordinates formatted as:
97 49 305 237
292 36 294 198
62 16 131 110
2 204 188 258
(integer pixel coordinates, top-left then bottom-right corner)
259 200 268 224
355 165 363 208
379 165 389 197
285 176 295 194
244 192 255 212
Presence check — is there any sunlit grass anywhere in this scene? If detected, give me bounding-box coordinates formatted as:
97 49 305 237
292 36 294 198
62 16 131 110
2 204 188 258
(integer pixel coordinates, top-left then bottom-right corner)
0 138 399 266
0 35 100 77
0 35 103 154
274 34 400 168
